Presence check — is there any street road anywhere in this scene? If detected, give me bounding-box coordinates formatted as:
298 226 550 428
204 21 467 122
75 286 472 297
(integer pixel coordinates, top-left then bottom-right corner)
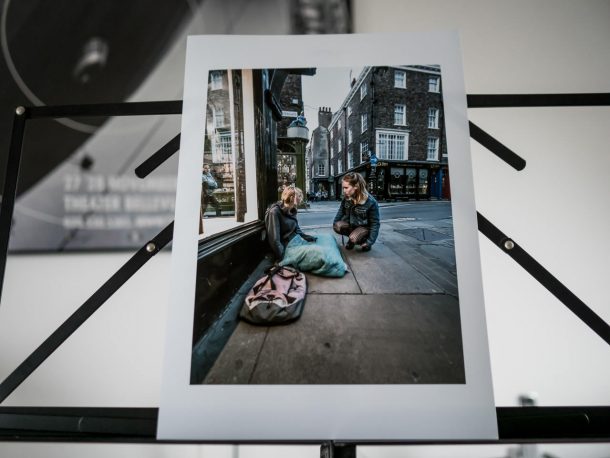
298 201 452 229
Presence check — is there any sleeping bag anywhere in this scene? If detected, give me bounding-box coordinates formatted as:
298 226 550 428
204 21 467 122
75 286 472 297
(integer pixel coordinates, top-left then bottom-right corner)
279 233 347 277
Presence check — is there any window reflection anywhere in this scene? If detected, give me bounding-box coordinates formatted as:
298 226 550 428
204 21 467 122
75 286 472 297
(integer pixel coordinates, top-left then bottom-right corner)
201 69 247 236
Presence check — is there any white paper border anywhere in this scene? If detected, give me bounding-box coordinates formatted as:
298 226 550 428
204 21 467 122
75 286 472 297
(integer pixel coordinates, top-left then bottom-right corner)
158 32 498 441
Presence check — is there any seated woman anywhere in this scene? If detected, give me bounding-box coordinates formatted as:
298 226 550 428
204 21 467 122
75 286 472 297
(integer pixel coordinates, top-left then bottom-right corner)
333 172 380 251
265 186 346 277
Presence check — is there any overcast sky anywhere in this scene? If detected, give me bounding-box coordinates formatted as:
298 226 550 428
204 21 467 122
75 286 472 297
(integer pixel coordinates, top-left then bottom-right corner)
301 66 363 132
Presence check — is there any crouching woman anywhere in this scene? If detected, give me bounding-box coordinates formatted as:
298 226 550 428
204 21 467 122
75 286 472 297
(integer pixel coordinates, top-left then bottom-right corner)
333 172 380 251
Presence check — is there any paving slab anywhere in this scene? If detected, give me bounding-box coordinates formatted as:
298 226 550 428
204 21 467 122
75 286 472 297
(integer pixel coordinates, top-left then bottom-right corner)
382 228 458 296
205 293 464 384
306 270 361 294
204 325 268 384
342 240 442 294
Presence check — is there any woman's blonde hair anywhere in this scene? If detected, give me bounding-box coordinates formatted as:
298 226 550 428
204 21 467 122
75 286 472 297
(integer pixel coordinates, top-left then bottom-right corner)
342 172 369 204
281 186 303 206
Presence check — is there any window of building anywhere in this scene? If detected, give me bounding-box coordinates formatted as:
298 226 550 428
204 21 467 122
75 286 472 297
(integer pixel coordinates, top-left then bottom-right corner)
348 152 354 169
428 76 440 92
347 106 352 117
361 113 368 132
360 83 367 100
389 167 405 195
330 129 334 140
338 139 342 152
348 129 353 144
406 168 417 195
331 163 335 176
394 104 406 125
418 169 429 194
377 130 408 160
338 158 343 174
210 71 223 90
211 131 232 164
394 70 406 88
428 108 439 129
338 119 342 130
360 141 368 163
212 106 224 128
427 137 439 161
317 162 325 176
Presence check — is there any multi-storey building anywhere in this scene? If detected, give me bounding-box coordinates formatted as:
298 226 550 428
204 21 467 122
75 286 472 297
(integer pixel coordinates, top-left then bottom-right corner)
328 66 450 200
307 106 332 196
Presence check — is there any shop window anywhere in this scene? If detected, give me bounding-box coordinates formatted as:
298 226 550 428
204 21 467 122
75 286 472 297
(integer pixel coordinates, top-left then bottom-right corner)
418 169 429 194
406 168 417 195
390 167 405 195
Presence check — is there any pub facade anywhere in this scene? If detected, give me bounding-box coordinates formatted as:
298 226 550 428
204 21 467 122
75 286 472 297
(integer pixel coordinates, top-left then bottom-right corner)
328 66 450 201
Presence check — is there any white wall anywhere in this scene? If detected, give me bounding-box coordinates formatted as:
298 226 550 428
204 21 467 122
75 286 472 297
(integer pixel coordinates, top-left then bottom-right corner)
1 1 609 457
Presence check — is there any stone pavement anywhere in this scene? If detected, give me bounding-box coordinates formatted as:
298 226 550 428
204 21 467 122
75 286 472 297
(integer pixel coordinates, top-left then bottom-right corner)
203 217 464 385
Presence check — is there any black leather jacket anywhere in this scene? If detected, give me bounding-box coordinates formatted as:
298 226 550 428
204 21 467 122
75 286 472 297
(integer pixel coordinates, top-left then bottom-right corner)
265 202 304 260
333 195 381 246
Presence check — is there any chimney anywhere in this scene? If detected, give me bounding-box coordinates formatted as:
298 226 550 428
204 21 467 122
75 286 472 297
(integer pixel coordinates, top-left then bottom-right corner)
318 106 332 129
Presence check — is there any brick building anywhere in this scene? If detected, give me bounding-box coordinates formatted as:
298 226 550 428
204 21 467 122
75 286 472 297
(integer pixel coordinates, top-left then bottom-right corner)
277 74 304 137
307 106 333 196
328 66 450 200
276 72 313 193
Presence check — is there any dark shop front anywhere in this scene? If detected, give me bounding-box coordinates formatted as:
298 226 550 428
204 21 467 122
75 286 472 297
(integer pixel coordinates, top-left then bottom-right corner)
342 161 450 201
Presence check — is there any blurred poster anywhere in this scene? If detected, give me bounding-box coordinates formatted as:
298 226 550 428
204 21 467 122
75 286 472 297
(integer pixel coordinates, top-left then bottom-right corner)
8 115 179 251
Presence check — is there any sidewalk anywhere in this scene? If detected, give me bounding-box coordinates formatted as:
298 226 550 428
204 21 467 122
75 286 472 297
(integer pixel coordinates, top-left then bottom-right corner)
204 216 463 385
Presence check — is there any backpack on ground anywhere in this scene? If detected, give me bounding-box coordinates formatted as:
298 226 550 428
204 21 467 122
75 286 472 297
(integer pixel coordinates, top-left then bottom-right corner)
240 265 307 325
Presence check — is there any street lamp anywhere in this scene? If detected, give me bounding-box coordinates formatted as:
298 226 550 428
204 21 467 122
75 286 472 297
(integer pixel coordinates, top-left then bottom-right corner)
286 113 309 198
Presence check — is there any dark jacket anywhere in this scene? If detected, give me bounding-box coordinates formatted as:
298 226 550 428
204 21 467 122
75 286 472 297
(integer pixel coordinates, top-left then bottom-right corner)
333 194 381 246
265 202 305 260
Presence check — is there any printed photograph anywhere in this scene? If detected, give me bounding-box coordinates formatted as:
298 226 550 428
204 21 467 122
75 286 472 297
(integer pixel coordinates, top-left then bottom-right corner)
190 65 464 385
